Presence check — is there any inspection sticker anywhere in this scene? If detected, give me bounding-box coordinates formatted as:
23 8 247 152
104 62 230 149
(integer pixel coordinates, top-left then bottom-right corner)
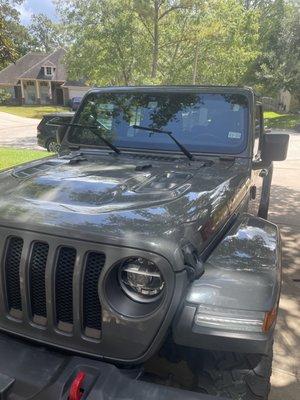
228 131 242 139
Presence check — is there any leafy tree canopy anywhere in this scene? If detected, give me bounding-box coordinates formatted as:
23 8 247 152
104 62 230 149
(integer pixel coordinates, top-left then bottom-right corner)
246 0 300 96
0 0 31 67
56 0 261 86
56 0 299 94
1 0 298 97
29 13 66 52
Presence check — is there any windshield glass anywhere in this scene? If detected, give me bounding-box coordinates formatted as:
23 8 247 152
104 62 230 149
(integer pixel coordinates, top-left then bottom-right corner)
68 91 249 154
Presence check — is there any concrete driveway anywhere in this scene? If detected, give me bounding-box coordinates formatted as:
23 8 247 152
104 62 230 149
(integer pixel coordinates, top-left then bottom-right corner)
0 112 42 149
270 129 300 400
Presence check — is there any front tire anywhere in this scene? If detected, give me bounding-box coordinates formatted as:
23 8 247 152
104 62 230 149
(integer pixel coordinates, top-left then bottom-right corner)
195 345 273 400
46 139 60 153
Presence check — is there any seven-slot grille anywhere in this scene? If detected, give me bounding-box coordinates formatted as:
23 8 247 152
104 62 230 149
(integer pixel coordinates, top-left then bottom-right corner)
2 236 105 339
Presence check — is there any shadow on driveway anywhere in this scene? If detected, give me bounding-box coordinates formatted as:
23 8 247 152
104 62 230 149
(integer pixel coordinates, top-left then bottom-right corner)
269 184 300 399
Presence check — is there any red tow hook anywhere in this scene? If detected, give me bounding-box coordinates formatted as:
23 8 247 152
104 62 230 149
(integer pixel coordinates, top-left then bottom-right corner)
68 371 86 400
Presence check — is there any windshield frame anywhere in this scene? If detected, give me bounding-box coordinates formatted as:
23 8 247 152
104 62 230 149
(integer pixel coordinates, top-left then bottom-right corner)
64 86 255 158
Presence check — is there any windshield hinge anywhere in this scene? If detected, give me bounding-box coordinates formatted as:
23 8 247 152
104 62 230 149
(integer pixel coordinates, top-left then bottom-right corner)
219 156 235 162
182 244 204 281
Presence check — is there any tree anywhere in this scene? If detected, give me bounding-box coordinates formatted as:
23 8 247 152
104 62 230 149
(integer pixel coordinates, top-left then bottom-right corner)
58 0 258 85
57 0 147 85
56 0 297 94
132 0 196 79
0 0 31 68
159 0 260 85
245 0 300 95
29 13 65 52
0 16 16 65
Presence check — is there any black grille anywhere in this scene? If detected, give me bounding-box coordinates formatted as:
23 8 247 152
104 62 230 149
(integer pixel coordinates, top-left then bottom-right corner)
30 242 49 320
55 247 76 326
2 233 106 346
83 252 106 334
5 237 23 313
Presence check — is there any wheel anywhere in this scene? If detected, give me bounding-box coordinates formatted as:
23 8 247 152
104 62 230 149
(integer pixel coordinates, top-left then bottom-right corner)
195 344 273 400
144 338 273 400
46 139 60 153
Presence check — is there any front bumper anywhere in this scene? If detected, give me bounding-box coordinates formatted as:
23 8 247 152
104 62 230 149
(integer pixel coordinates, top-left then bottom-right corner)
0 332 223 400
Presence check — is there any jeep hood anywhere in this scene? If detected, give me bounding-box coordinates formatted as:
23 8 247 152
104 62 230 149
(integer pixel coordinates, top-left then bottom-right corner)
0 154 249 266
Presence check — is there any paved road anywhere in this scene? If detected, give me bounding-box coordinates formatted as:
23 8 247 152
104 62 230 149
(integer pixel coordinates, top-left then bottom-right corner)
270 130 300 400
0 112 42 149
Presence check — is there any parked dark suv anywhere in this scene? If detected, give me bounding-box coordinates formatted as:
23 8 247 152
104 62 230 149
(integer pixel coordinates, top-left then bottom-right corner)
0 86 289 400
37 112 74 152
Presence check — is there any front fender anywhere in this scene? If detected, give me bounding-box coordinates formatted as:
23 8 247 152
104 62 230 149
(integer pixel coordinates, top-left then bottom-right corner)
173 214 281 354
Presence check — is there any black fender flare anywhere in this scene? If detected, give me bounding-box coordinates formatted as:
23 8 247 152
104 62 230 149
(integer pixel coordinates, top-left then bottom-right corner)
173 213 281 354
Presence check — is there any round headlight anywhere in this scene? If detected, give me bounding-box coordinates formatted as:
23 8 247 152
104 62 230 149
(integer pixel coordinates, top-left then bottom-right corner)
118 257 165 303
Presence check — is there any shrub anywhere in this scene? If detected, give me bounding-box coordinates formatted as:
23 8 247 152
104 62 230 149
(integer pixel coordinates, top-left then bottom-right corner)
0 89 12 104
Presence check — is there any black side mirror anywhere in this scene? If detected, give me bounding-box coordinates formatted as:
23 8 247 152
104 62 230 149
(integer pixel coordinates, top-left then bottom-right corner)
261 133 289 162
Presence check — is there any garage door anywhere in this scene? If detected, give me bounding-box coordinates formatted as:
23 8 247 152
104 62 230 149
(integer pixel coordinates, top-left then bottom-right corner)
69 87 90 99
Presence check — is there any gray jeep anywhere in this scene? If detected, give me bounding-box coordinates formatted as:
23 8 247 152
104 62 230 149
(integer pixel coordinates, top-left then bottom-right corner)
0 86 289 400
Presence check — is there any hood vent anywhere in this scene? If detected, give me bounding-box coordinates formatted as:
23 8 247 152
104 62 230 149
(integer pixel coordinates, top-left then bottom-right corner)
135 171 192 192
12 161 62 178
127 153 180 163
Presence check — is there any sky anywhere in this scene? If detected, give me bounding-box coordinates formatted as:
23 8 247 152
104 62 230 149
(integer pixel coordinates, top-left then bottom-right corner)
17 0 58 25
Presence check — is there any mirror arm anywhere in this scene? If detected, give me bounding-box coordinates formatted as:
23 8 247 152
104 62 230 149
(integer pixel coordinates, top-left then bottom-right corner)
252 159 271 170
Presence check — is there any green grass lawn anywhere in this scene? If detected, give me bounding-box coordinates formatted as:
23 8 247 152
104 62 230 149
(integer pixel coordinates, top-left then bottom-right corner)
0 105 68 119
264 111 300 130
0 148 51 170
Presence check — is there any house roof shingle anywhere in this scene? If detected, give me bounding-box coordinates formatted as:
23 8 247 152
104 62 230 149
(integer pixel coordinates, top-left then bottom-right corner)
0 48 67 85
62 80 89 87
0 52 46 85
19 48 67 81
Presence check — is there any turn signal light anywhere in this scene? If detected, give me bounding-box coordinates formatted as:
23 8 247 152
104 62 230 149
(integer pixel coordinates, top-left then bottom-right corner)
194 305 265 333
263 308 278 333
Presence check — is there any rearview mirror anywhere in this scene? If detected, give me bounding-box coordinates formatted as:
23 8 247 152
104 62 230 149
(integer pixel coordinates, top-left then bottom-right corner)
261 133 289 162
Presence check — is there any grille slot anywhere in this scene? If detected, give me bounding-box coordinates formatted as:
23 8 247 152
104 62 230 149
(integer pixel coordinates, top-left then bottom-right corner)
55 246 76 331
30 242 49 324
5 237 23 316
83 252 106 338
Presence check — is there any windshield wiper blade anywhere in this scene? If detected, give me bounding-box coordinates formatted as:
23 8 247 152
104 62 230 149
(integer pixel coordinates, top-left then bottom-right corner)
69 123 121 154
132 125 194 161
47 120 121 154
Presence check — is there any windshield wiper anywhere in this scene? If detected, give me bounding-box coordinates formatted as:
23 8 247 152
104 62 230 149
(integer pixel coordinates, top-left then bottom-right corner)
47 119 121 154
132 125 194 161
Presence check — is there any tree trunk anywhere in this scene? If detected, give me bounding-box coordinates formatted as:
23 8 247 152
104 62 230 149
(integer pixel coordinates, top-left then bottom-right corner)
151 1 159 79
192 42 199 84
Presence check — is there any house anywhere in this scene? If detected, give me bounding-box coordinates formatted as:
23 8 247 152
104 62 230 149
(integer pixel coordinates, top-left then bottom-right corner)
0 48 90 105
262 90 299 113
